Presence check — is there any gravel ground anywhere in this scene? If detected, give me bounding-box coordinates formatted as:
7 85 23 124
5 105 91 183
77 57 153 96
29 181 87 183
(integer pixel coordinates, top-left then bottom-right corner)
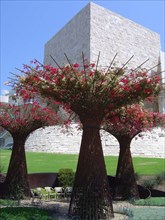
20 199 130 219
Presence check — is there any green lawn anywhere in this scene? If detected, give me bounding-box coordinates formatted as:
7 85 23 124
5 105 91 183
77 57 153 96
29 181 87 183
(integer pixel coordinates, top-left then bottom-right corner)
0 149 164 175
0 207 55 220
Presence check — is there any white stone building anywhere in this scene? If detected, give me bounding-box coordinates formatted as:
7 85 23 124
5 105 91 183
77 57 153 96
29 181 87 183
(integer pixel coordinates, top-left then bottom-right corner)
1 2 164 157
44 2 165 113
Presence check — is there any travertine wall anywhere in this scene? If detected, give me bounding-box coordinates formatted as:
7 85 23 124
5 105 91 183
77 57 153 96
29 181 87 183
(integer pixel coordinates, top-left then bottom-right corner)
44 3 90 66
44 2 164 114
1 124 164 158
44 2 161 71
24 125 165 158
90 3 160 70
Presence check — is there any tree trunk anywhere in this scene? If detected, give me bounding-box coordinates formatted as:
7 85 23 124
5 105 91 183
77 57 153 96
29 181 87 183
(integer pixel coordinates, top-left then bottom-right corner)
68 119 114 219
4 135 30 199
115 136 139 199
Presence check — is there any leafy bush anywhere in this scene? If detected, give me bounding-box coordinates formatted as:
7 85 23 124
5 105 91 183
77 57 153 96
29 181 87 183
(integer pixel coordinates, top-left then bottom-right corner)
141 172 165 189
155 172 165 185
142 179 157 189
0 207 55 220
58 168 75 188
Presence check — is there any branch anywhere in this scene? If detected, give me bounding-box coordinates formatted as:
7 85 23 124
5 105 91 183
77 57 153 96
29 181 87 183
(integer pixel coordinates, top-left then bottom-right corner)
96 51 101 72
117 55 134 74
106 53 118 74
50 55 62 70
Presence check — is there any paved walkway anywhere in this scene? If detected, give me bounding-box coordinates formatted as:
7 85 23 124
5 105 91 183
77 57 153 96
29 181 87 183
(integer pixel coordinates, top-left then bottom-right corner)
20 199 130 219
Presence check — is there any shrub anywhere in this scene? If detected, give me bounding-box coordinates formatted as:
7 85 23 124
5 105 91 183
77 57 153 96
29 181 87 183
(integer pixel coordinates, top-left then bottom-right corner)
142 179 157 189
155 172 165 185
58 168 75 188
141 172 165 189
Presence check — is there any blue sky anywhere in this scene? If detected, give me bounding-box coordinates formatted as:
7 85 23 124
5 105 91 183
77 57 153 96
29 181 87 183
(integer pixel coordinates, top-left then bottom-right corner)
1 0 165 94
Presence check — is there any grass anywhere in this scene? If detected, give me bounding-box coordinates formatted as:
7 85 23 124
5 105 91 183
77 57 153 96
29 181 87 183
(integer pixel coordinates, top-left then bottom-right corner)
131 197 165 206
115 199 165 220
0 149 165 175
0 199 18 206
0 207 55 220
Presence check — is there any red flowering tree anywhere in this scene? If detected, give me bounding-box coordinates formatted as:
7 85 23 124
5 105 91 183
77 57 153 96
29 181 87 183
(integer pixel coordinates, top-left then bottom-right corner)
0 102 61 198
103 104 165 199
12 59 161 218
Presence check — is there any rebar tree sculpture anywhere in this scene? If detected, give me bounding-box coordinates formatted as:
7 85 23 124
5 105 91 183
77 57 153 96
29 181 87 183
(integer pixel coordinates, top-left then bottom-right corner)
0 102 61 199
10 53 161 219
103 104 165 200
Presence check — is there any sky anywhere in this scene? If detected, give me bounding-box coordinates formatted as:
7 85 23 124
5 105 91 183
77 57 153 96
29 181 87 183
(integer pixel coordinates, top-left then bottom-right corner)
1 0 165 94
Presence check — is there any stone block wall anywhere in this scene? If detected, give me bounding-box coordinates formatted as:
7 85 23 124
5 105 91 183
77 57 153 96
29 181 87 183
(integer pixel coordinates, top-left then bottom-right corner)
90 2 160 70
24 124 165 158
44 3 90 66
44 2 161 71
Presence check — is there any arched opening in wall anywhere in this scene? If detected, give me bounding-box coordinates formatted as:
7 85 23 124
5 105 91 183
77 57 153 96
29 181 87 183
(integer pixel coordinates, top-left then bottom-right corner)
25 124 82 154
100 129 119 176
0 128 13 180
131 127 164 158
25 124 82 174
25 124 83 187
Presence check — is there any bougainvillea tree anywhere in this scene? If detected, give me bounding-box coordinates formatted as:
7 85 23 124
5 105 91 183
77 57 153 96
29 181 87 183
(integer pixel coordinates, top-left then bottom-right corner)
0 102 61 198
11 57 161 218
103 104 165 199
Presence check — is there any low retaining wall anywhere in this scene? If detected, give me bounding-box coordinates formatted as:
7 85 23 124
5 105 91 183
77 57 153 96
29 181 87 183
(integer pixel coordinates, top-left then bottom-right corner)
28 173 58 189
28 173 162 199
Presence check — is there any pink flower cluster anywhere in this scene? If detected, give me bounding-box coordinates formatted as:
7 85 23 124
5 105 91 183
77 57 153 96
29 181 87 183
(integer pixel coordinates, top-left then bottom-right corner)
13 60 161 120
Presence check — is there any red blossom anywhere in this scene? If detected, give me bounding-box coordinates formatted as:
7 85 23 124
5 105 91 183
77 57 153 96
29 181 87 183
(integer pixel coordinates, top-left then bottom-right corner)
11 59 161 120
73 63 79 68
103 104 165 138
0 102 62 135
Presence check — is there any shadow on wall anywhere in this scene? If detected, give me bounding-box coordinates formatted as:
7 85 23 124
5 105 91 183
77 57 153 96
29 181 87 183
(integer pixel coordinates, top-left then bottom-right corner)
28 173 59 189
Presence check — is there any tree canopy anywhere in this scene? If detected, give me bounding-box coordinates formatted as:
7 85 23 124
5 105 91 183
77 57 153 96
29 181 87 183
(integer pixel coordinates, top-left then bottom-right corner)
103 104 165 138
0 102 61 135
12 59 161 120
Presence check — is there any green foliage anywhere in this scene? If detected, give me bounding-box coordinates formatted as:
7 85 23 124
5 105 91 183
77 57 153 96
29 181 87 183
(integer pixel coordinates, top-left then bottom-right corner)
155 172 165 184
142 179 157 189
0 199 18 206
130 207 165 220
0 207 55 220
131 197 165 206
57 168 75 187
141 172 165 189
116 202 165 219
